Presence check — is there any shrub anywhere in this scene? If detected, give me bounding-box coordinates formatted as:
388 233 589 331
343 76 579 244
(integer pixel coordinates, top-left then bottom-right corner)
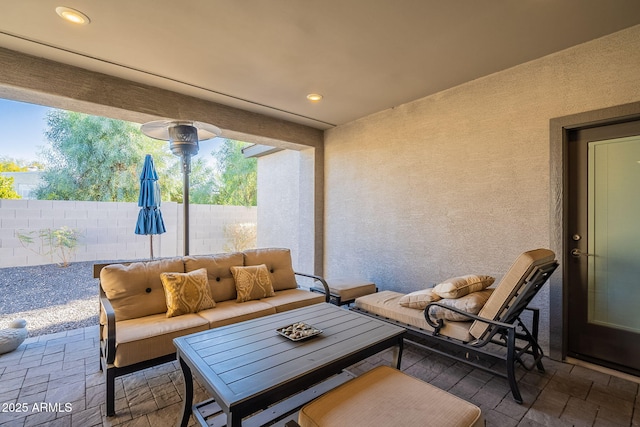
223 223 257 252
16 226 82 267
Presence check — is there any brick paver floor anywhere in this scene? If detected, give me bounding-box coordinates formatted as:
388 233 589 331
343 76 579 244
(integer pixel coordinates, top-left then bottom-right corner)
0 325 638 426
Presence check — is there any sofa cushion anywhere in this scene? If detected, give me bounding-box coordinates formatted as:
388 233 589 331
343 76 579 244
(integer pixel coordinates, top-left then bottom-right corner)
110 313 209 367
196 299 276 328
231 264 276 302
433 275 495 299
427 289 494 321
184 252 244 303
243 248 298 291
262 288 326 312
100 257 184 321
160 268 216 317
354 291 474 342
398 288 441 309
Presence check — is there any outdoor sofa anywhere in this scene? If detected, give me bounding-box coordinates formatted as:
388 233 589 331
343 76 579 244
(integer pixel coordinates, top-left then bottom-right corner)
352 248 558 404
95 248 330 417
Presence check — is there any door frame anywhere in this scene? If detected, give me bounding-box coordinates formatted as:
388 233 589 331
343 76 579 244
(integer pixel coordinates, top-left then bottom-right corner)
549 100 640 361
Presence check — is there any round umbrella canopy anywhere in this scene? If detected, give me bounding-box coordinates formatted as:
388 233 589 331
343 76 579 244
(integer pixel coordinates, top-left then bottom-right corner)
135 155 166 258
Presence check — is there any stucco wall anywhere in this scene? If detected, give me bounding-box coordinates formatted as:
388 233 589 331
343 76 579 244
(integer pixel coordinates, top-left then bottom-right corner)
323 25 640 351
0 199 256 267
256 148 316 275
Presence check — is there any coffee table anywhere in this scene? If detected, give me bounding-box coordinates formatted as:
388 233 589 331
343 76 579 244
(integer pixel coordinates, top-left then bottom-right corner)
173 303 406 427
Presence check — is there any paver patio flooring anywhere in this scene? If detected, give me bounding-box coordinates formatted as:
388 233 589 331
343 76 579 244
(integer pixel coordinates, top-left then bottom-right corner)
0 325 638 426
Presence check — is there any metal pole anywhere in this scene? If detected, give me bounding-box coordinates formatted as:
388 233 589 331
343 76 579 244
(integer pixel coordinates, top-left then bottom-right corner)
183 154 190 256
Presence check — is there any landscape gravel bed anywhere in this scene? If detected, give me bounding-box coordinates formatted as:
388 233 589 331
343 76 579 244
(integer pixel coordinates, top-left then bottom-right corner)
0 261 100 337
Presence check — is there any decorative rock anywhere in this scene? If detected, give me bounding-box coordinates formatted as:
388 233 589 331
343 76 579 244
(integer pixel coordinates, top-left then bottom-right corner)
0 319 28 355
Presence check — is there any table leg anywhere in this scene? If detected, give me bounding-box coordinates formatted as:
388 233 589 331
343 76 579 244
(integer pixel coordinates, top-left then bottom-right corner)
227 411 242 427
392 337 404 369
177 355 194 427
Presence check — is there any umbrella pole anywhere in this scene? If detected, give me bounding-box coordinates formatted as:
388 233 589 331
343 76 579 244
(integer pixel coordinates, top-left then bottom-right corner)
149 235 154 260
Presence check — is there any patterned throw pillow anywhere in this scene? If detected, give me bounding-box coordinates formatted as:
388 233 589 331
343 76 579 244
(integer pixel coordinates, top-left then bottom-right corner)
398 288 441 309
427 289 494 321
231 264 276 303
433 275 495 299
160 268 216 318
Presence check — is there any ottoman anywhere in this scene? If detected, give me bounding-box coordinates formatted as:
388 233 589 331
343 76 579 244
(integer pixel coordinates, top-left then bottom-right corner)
310 278 377 306
294 366 483 427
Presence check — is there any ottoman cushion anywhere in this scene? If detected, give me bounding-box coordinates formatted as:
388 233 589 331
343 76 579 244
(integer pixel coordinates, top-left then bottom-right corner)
298 366 483 427
312 278 376 303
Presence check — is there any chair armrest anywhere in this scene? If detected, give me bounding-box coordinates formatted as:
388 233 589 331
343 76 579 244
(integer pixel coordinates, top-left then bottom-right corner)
424 302 516 334
294 271 331 303
99 285 117 365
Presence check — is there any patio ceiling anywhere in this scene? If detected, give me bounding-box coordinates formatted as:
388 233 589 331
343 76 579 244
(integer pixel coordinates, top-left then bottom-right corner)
0 1 639 130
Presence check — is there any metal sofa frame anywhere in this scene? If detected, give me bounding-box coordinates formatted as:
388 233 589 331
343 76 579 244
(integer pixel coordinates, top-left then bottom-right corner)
95 263 330 417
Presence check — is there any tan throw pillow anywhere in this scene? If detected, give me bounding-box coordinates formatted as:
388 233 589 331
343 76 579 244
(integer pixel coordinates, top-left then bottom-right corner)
398 288 441 309
433 275 495 299
231 264 276 302
427 289 494 321
160 268 216 318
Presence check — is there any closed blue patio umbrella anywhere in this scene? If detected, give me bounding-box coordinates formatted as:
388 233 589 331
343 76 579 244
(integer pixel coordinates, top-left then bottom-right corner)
135 154 166 259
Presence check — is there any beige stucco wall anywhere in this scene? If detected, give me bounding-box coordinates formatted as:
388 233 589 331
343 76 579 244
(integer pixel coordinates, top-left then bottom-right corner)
323 24 640 350
256 148 316 275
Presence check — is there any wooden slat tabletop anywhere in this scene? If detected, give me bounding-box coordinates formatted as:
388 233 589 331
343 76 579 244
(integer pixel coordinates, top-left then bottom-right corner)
174 303 405 421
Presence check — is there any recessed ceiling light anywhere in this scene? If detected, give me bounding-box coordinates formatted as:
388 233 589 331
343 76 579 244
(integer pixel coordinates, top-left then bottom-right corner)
306 93 323 102
55 6 91 25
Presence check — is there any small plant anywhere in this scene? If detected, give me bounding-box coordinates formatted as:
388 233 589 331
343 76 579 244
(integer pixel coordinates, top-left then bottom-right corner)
16 226 82 267
223 222 257 252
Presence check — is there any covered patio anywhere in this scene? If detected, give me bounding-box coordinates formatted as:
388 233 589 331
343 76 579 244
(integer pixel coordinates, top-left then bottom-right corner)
1 2 640 427
0 325 638 427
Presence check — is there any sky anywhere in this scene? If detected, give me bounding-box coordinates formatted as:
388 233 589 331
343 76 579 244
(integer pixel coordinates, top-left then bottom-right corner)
0 98 223 167
0 99 51 163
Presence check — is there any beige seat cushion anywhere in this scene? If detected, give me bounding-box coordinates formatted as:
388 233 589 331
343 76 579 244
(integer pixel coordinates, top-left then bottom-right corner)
323 278 377 301
262 289 326 312
184 252 244 303
196 299 276 329
100 257 184 321
469 248 556 340
111 313 209 367
243 248 298 291
355 291 474 342
298 366 483 427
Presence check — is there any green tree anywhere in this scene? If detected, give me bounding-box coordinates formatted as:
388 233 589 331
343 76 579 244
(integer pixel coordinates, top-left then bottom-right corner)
35 110 173 201
160 157 217 204
213 139 257 206
0 175 21 199
33 110 250 205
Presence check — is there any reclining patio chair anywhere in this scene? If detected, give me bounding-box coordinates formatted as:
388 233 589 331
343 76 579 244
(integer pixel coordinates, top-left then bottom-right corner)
353 248 558 403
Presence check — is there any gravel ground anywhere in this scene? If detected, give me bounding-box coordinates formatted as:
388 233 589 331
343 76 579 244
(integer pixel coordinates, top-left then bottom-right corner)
0 261 100 337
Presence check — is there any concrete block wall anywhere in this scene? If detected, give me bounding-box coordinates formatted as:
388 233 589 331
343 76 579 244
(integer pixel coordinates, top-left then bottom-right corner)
0 199 256 267
182 204 258 256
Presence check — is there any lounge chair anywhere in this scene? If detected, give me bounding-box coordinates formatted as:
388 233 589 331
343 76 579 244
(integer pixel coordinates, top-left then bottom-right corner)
353 248 558 403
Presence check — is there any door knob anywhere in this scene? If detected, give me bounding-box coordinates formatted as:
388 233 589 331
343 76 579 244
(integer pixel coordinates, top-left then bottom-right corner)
571 248 595 258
